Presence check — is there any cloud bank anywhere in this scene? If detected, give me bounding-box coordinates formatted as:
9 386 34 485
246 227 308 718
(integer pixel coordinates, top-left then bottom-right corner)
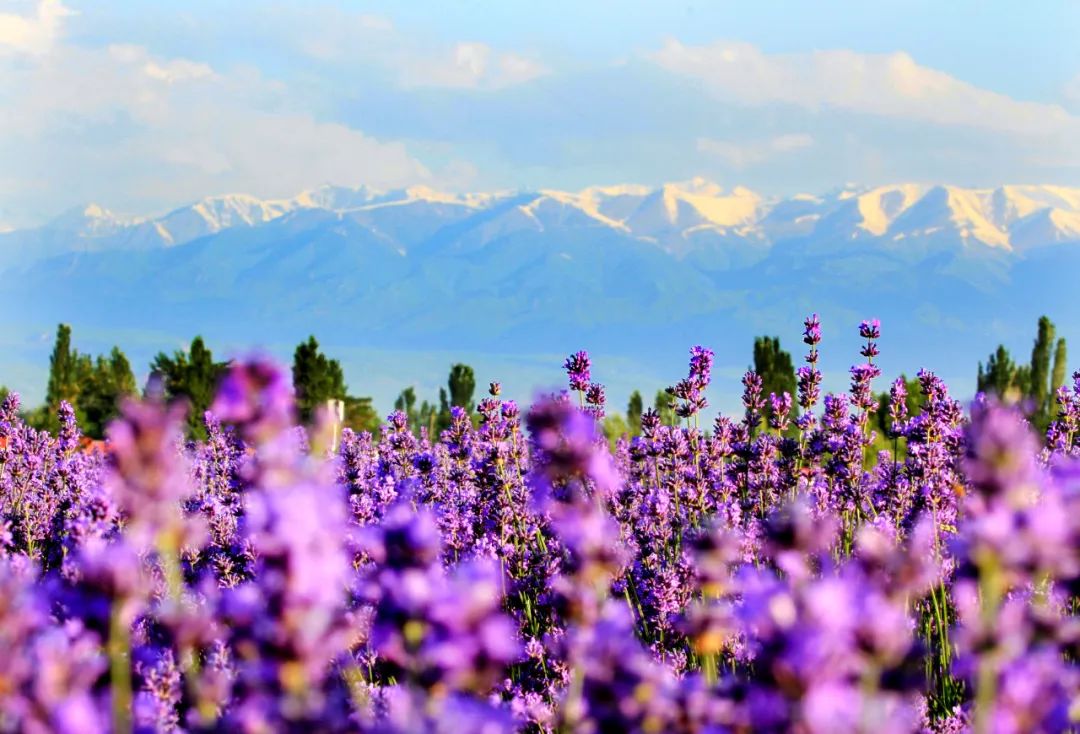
1 1 1077 225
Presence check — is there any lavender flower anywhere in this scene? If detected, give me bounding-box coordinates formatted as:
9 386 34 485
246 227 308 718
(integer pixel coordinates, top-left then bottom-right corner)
0 316 1076 734
563 351 591 394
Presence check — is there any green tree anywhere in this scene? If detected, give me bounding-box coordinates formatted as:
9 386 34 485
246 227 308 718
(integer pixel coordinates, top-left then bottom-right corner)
40 324 134 437
601 412 629 448
1012 364 1032 398
1029 316 1056 431
654 389 676 426
436 388 452 434
753 336 798 423
419 399 439 436
393 387 418 421
431 364 477 434
977 345 1021 398
292 336 347 424
45 324 80 412
626 390 644 436
447 364 476 413
1050 337 1068 415
150 336 229 439
342 395 381 434
80 347 137 438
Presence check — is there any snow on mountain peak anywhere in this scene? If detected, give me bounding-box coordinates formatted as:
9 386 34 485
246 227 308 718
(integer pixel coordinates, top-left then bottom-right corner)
47 203 136 236
400 185 508 209
883 185 1009 250
525 190 630 231
12 182 1080 258
579 183 653 199
853 184 927 236
82 203 111 219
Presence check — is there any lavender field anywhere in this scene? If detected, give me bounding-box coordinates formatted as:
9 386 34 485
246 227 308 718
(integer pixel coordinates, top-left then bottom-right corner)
1 314 1079 733
4 2 1079 731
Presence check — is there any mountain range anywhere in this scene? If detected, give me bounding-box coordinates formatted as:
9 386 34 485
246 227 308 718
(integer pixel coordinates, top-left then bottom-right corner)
2 180 1079 413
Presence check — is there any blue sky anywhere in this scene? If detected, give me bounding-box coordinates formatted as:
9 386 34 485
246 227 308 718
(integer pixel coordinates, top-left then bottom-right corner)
1 0 1078 226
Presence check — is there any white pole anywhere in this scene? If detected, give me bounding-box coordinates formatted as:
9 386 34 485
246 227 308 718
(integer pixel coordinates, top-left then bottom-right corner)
328 398 345 453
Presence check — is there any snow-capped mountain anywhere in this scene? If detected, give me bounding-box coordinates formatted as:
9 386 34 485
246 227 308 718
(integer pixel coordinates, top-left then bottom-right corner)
5 181 1077 266
2 180 1079 410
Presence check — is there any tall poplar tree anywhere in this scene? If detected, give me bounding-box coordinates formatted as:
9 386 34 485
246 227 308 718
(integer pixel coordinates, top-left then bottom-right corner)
627 390 644 436
1029 316 1056 431
45 324 79 410
1049 337 1068 419
753 336 798 422
653 389 676 426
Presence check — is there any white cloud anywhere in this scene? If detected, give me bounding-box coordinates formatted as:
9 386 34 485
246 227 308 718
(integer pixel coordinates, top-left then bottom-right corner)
0 0 72 55
143 58 215 84
286 6 547 91
0 23 442 221
401 41 548 90
107 43 216 84
652 39 1079 137
697 133 815 169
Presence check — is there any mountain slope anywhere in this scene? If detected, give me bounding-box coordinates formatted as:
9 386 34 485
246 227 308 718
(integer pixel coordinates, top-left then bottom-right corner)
2 180 1079 411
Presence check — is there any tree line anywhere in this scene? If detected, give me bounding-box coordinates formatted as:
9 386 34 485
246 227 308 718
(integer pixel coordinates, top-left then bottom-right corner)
13 326 380 440
977 315 1068 434
2 316 1068 442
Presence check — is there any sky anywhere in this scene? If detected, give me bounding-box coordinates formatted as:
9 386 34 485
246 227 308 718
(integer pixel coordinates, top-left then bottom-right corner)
1 0 1078 227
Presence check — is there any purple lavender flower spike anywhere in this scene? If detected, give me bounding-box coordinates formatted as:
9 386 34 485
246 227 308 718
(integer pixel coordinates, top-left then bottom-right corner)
563 351 591 394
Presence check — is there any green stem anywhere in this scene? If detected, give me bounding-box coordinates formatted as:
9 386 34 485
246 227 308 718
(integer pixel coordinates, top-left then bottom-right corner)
109 601 133 734
973 554 1003 734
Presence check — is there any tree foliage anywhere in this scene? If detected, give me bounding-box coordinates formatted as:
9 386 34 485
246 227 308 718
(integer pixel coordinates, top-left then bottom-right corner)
1029 316 1056 429
41 324 136 437
653 389 676 426
447 364 476 413
342 395 380 434
977 345 1024 398
626 390 644 436
80 348 137 438
976 316 1068 435
45 324 79 411
292 336 347 424
150 336 228 439
753 336 798 423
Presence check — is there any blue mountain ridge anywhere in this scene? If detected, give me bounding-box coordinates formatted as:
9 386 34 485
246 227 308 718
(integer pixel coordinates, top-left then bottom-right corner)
2 181 1078 415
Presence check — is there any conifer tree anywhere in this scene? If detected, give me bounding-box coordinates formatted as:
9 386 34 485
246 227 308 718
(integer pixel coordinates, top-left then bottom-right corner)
654 389 676 426
45 324 79 411
394 387 418 424
627 390 644 436
977 345 1020 398
436 387 452 435
1051 338 1068 402
1029 316 1056 430
292 336 347 423
447 364 476 413
42 324 136 437
753 336 798 423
